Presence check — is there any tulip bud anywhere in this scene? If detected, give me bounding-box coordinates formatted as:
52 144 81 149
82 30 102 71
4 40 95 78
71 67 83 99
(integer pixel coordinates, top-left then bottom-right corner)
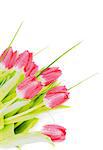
24 62 38 77
14 51 38 76
14 50 29 70
42 124 66 142
16 76 43 99
7 51 17 69
0 48 17 69
40 67 62 86
44 86 69 108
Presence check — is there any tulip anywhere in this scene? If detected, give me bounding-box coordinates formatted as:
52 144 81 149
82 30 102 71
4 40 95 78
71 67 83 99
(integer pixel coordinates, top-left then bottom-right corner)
14 50 30 70
40 67 62 86
16 76 43 99
24 57 38 77
42 124 66 142
44 86 69 108
14 50 38 76
0 48 17 70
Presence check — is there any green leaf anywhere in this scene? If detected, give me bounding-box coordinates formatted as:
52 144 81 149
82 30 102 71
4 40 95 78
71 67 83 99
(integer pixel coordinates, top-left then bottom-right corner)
56 105 71 109
0 124 14 141
2 100 29 115
0 71 24 101
0 103 4 129
2 92 16 103
0 115 4 130
15 118 39 134
0 132 54 148
5 112 38 125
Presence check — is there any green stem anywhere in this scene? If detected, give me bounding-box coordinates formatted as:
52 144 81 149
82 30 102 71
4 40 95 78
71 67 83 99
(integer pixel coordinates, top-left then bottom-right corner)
8 22 23 48
68 73 98 91
37 41 81 76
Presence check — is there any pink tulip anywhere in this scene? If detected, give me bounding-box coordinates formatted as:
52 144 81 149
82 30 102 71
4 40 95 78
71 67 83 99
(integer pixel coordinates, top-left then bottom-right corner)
42 124 66 142
14 50 30 70
14 50 38 76
16 76 43 99
24 53 38 77
44 86 69 108
24 52 33 71
7 51 18 69
40 67 62 86
1 48 18 69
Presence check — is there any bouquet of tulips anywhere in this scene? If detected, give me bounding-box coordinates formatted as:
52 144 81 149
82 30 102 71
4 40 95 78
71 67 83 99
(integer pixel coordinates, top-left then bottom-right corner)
0 24 94 150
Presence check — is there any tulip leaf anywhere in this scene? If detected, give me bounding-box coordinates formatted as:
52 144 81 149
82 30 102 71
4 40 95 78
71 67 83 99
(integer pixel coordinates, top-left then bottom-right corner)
15 117 39 133
0 132 54 148
0 124 14 141
0 115 4 130
56 105 71 109
0 71 24 101
5 112 38 125
3 101 29 115
2 92 16 103
0 102 4 129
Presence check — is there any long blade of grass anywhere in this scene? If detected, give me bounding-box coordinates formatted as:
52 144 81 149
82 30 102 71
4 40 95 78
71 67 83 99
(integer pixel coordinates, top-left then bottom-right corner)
68 73 98 91
37 41 82 76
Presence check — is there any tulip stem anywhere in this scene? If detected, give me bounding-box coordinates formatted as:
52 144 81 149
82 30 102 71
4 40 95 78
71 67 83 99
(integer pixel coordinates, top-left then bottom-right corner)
68 73 98 91
37 41 82 76
8 22 23 48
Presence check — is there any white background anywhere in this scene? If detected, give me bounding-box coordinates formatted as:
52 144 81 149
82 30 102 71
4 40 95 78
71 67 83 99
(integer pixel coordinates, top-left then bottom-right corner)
0 0 102 150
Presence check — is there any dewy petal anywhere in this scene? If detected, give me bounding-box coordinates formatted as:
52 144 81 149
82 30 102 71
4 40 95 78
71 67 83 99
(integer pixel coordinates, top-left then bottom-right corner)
42 124 66 142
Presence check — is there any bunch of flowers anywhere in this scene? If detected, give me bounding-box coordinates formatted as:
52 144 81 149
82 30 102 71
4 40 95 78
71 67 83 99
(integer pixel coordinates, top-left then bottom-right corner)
0 24 94 150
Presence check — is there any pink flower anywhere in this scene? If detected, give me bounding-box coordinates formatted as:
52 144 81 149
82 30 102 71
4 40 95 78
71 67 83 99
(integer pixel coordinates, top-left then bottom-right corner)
40 67 62 86
16 76 43 99
42 124 66 142
7 51 18 69
14 50 30 70
14 50 38 76
44 86 69 108
1 48 18 69
24 53 38 77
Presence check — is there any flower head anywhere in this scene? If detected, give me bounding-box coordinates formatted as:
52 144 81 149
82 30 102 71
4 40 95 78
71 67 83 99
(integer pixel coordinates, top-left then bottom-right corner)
16 76 43 99
42 124 66 142
40 67 62 86
24 52 38 77
14 50 38 76
0 48 18 69
14 50 30 70
44 86 69 108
